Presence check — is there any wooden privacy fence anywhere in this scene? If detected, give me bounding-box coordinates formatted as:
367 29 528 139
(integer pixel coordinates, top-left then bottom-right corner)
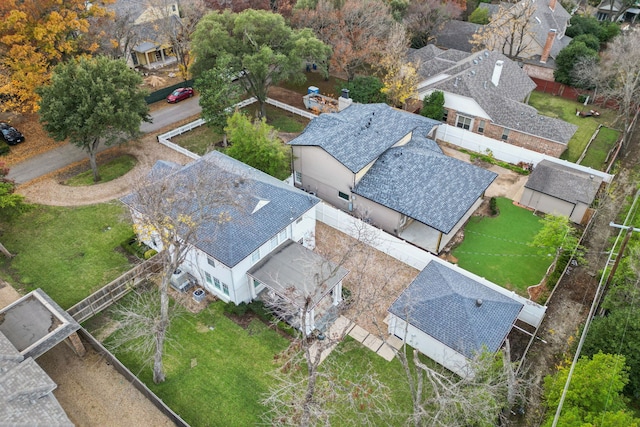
67 259 162 323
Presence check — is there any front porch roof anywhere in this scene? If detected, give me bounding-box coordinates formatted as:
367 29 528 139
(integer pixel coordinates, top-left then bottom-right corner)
248 239 349 309
134 41 160 53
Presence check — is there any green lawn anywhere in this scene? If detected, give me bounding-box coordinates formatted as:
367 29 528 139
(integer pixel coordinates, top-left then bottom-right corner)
528 92 619 166
278 72 347 98
579 126 620 170
0 203 134 308
452 198 550 294
64 154 137 186
170 125 221 156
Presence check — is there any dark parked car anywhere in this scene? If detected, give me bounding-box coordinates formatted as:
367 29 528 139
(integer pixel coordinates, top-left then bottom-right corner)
166 87 194 103
0 122 24 145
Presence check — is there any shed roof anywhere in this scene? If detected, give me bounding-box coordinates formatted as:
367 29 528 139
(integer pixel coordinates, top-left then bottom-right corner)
289 104 440 173
525 159 603 205
248 239 349 310
121 151 320 268
389 260 523 358
353 138 496 234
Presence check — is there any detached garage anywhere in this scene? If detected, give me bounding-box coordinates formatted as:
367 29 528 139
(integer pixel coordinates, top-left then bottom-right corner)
387 259 523 378
519 160 602 224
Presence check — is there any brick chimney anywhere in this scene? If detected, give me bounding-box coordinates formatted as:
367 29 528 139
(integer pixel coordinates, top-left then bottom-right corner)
549 0 556 11
540 29 557 63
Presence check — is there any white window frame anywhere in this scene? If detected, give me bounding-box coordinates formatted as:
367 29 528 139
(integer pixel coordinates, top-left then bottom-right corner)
294 171 302 185
251 249 260 263
278 229 287 243
270 235 278 250
222 283 229 295
455 114 473 130
204 271 212 284
338 191 350 201
478 120 486 134
207 257 215 267
501 128 510 141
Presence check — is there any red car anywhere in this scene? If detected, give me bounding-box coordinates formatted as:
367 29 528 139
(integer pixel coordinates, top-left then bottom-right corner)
166 87 194 103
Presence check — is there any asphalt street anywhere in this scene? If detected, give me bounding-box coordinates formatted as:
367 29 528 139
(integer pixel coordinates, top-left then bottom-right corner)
8 96 202 184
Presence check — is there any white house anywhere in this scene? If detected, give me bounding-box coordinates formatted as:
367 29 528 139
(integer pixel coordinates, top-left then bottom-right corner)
122 151 346 334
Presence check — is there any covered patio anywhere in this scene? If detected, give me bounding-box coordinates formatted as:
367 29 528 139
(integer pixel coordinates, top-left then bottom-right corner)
248 239 349 335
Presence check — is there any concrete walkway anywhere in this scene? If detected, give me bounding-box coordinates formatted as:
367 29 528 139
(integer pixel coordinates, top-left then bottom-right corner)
310 315 404 364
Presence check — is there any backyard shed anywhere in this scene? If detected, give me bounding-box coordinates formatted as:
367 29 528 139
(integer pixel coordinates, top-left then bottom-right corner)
519 159 603 224
387 259 523 378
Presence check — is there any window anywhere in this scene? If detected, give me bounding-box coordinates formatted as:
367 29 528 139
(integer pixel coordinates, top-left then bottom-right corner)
478 120 486 134
296 216 303 224
455 115 472 130
253 278 261 288
278 229 287 242
222 283 229 295
205 272 212 284
270 235 278 250
213 278 221 290
171 4 177 11
442 109 448 122
294 171 302 185
338 191 350 201
251 249 260 263
501 128 510 141
207 257 215 267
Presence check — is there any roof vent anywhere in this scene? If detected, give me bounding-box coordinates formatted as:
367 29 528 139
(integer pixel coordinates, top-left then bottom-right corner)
473 59 478 65
454 77 460 87
484 51 489 57
476 298 483 307
471 70 476 76
478 56 483 61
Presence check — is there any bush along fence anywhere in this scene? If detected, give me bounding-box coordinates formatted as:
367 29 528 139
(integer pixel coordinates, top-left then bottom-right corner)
145 79 194 104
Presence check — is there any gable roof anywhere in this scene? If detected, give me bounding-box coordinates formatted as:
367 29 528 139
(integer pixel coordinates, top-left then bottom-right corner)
389 260 523 358
288 104 440 173
353 138 496 234
530 0 572 59
433 20 482 52
525 160 603 205
122 151 320 268
0 332 73 426
248 239 349 310
416 47 577 144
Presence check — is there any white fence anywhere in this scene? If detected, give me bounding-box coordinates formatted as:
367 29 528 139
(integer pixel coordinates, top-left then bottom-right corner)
316 202 547 328
266 98 318 119
437 124 614 183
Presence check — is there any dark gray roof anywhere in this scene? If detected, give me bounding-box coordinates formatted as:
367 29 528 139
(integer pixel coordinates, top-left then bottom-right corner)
525 160 603 205
248 239 349 310
418 47 577 144
389 261 523 358
288 104 440 173
353 138 496 234
0 332 73 426
479 2 504 18
122 151 320 268
531 0 572 59
432 20 481 52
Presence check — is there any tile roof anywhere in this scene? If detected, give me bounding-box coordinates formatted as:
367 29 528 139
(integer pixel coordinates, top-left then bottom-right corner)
288 104 440 173
432 20 482 52
248 239 349 309
353 138 496 234
122 151 320 268
525 159 603 204
416 47 577 144
0 332 73 426
388 260 523 358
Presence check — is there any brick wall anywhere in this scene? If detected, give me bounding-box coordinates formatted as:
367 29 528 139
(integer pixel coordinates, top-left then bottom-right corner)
445 107 566 157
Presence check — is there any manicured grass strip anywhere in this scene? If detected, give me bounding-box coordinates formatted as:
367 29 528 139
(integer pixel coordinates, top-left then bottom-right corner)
65 154 137 186
528 91 618 163
169 125 222 156
580 126 620 170
110 302 290 427
452 198 550 294
243 104 309 132
0 203 134 308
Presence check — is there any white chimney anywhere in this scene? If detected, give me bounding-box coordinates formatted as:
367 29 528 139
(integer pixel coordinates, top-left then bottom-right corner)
491 60 504 86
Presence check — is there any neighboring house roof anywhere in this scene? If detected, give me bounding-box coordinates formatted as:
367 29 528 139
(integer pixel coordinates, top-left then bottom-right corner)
289 103 440 173
389 260 523 358
479 2 503 18
0 330 73 425
122 151 320 268
416 46 578 144
354 138 496 234
530 0 572 59
432 20 481 52
525 159 603 205
248 239 349 310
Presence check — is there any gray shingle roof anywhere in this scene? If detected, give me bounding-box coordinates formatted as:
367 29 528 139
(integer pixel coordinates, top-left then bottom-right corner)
389 261 523 358
0 333 73 426
353 139 496 234
433 20 482 52
288 104 440 173
525 159 603 205
417 47 577 144
531 0 572 59
122 151 320 268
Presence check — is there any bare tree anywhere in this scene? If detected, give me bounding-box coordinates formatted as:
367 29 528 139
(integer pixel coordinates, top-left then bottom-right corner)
90 5 140 61
121 160 243 383
403 0 462 49
593 31 640 153
471 1 537 60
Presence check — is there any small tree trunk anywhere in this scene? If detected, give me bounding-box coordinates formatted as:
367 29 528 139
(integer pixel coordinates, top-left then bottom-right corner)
153 276 170 384
0 242 14 258
88 138 101 183
259 99 267 119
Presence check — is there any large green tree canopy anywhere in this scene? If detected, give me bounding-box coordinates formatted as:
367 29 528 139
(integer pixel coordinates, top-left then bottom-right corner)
190 9 331 118
37 56 150 182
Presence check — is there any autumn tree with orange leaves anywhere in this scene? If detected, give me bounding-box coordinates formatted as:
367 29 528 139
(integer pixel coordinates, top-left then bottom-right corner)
0 0 112 113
